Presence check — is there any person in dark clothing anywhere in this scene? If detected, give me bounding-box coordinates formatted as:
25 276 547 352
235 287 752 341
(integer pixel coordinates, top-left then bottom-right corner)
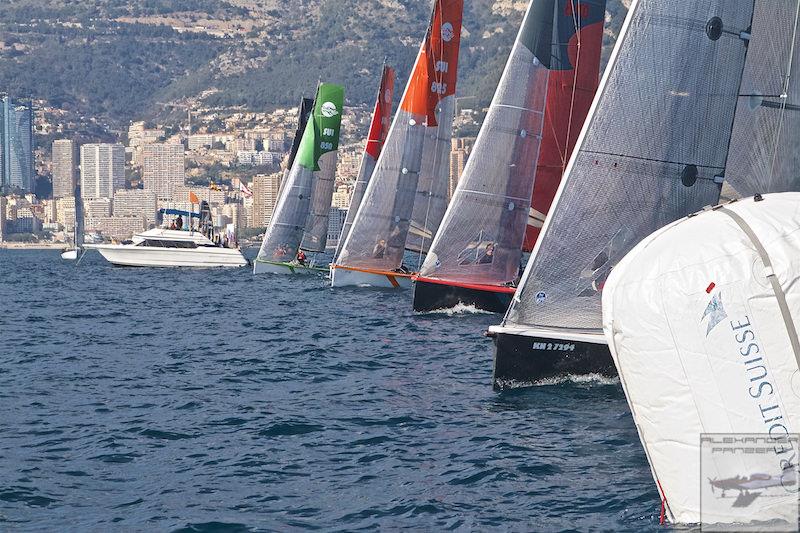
175 215 184 230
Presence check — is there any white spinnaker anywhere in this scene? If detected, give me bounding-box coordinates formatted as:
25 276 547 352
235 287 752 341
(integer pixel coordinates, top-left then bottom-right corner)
503 0 755 333
603 193 800 525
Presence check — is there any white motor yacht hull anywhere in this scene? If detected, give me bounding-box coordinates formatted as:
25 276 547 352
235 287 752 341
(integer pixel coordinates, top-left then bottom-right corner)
85 244 248 268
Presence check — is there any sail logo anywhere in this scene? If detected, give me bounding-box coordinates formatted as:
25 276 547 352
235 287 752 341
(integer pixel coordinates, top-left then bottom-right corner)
441 22 454 43
702 292 728 336
321 101 338 118
564 1 590 19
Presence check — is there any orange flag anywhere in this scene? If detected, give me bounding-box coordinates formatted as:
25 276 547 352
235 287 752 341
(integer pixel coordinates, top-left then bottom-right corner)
189 191 200 204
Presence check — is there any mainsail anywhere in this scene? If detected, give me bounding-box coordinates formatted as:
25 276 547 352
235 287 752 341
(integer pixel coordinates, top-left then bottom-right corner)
522 0 607 251
334 64 396 261
336 0 463 272
277 98 315 200
504 0 755 334
725 2 800 195
419 0 606 286
256 83 344 264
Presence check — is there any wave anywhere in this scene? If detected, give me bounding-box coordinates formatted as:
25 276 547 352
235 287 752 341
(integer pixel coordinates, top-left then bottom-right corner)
495 373 621 389
418 302 495 316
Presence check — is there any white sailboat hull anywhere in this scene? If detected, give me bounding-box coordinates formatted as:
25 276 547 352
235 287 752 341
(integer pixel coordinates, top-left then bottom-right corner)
85 244 247 268
61 249 79 261
330 265 413 289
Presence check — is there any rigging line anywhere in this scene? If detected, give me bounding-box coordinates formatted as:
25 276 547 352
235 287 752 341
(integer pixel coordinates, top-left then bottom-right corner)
563 0 583 174
768 0 800 190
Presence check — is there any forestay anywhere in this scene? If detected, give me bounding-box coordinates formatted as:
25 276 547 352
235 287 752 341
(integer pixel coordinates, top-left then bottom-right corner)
506 0 755 332
603 193 800 526
726 1 800 195
257 83 344 263
336 0 463 271
419 0 606 286
334 64 396 261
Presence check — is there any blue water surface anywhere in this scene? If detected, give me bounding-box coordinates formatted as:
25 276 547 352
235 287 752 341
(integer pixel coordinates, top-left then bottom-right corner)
0 249 660 532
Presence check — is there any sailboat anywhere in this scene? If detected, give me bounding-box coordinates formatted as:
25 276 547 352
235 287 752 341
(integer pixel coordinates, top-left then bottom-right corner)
334 63 396 262
488 0 755 388
412 0 607 313
330 0 463 289
253 83 345 275
602 3 800 526
60 183 85 261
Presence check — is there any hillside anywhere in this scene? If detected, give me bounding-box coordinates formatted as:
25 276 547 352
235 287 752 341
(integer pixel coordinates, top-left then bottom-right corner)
0 0 628 125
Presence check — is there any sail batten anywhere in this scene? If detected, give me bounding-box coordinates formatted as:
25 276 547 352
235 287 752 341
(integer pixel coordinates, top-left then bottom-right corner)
505 0 755 333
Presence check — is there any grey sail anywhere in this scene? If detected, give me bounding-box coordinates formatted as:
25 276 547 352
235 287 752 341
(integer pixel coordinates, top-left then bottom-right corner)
405 95 456 255
419 3 550 285
277 98 314 200
256 160 315 263
725 1 800 195
335 0 463 273
300 151 338 252
256 83 344 264
334 64 396 262
506 0 754 332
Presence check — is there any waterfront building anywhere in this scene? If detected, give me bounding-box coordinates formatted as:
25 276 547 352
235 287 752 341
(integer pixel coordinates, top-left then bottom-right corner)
81 144 125 199
448 137 475 199
251 173 281 228
113 189 158 226
56 196 76 231
0 97 34 192
331 184 352 209
142 143 184 201
85 197 112 219
52 139 77 198
85 215 146 240
327 207 348 247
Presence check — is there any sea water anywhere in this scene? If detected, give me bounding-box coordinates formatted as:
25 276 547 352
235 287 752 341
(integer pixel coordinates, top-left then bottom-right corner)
0 250 659 531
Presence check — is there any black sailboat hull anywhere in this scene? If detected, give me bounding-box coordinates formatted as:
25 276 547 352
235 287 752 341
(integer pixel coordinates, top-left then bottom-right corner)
413 279 513 314
491 331 616 390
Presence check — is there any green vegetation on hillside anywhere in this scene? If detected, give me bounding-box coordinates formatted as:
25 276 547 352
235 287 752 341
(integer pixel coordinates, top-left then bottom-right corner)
0 1 626 124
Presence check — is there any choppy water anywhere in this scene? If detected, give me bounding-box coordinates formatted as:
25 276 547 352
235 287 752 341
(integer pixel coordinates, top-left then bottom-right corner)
0 250 660 532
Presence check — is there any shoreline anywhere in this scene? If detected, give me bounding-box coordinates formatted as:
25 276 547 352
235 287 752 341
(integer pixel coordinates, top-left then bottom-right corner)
0 243 67 250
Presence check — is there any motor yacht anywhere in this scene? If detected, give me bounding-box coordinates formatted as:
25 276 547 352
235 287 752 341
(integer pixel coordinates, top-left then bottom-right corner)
84 228 248 268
